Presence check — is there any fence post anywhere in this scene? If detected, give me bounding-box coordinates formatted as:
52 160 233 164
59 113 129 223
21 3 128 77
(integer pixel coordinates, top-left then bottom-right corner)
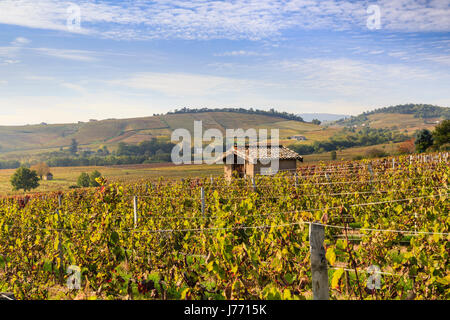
295 173 298 188
252 176 256 192
201 187 205 215
368 163 374 185
309 222 329 300
392 158 395 170
57 194 64 284
133 196 138 229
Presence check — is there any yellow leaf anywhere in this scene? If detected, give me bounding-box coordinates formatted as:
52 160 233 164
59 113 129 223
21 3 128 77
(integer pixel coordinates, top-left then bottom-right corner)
326 247 336 266
332 268 344 289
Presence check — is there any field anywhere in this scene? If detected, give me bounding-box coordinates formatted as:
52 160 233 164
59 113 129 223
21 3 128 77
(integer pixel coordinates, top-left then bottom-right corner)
0 112 319 156
0 141 402 196
0 141 414 196
0 163 223 196
0 152 448 300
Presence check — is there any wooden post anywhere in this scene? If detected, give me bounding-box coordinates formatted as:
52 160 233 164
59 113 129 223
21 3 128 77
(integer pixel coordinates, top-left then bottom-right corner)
309 222 329 300
56 200 64 284
252 176 256 192
392 158 395 170
295 173 298 188
133 196 138 229
201 187 205 215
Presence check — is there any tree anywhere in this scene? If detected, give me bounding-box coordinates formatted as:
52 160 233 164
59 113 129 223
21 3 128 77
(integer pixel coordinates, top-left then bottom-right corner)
77 172 91 187
330 150 337 160
311 119 321 125
10 167 39 191
69 139 78 155
90 170 102 187
432 120 450 150
31 162 50 179
415 129 433 153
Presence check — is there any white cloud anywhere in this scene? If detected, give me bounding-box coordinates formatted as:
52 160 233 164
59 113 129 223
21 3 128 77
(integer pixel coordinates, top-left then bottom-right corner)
32 48 98 61
11 37 30 46
0 1 448 40
2 59 20 65
110 72 261 97
214 50 270 57
278 57 446 96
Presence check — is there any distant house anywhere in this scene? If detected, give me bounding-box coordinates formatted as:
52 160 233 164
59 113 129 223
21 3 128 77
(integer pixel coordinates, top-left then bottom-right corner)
220 144 303 180
289 135 307 141
43 173 53 181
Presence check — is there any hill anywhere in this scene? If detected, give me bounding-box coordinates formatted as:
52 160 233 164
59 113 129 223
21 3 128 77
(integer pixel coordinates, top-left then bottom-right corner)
0 111 317 155
336 104 449 130
0 104 447 166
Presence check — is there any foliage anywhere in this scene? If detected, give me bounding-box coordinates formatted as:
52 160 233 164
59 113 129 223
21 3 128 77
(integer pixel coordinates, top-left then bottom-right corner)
69 139 78 155
77 173 91 188
168 107 305 122
337 104 450 125
10 167 40 191
331 151 337 160
415 129 433 153
432 120 450 150
90 170 102 187
30 162 51 179
397 139 415 154
0 153 448 300
292 127 409 155
0 159 21 170
116 139 174 157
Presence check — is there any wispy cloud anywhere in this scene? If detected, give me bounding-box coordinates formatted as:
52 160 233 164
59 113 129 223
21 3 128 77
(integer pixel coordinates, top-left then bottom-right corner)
11 37 31 46
109 72 261 97
0 1 448 41
32 48 98 61
214 50 270 57
279 57 445 96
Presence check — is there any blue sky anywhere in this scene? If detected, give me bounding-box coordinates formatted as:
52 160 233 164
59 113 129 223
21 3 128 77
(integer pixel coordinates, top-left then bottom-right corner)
0 0 449 125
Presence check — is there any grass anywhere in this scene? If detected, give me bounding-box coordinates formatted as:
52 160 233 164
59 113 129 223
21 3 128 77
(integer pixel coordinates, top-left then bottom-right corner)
0 140 407 196
0 112 314 157
0 163 223 196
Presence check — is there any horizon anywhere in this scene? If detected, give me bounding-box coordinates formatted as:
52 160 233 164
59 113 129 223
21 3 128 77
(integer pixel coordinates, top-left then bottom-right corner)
1 1 449 125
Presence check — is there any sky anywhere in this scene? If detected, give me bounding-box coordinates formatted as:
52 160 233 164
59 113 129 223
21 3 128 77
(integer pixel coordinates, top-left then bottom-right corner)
0 0 449 125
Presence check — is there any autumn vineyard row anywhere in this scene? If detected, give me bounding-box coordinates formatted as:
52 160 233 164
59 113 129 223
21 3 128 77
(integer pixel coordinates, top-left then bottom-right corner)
0 153 448 300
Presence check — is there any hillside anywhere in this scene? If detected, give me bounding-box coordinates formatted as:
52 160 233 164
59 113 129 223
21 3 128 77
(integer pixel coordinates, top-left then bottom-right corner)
336 104 449 130
0 104 447 164
0 112 318 155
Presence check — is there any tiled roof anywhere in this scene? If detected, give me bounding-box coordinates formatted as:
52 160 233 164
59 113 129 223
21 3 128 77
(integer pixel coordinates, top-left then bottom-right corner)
221 145 303 163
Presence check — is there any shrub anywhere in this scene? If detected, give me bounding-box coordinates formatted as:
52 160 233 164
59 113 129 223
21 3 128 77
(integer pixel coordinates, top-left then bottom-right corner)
90 170 102 187
10 167 40 191
77 173 91 188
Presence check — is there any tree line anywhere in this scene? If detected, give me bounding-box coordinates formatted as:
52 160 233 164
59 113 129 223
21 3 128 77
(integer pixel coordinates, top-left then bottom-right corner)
167 107 305 122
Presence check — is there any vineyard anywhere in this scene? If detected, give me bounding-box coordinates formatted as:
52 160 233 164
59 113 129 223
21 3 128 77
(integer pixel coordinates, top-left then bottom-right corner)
0 153 448 300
